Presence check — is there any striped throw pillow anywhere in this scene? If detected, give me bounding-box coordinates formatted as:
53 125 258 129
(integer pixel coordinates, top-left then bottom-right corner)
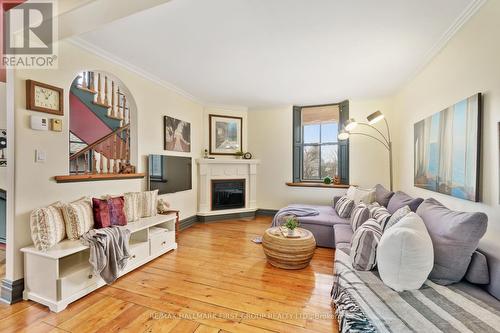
384 205 411 231
350 203 370 232
368 202 381 216
62 197 95 240
30 202 66 251
335 196 355 218
139 190 158 218
350 219 383 271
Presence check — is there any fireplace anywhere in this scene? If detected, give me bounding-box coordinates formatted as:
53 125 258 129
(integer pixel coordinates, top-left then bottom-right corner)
211 179 246 211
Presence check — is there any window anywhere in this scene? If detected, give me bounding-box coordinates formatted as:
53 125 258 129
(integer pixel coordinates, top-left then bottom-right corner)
293 101 349 184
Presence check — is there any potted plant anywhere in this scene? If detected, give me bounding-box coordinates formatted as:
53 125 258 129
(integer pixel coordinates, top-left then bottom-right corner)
283 215 300 237
323 176 332 185
235 151 244 159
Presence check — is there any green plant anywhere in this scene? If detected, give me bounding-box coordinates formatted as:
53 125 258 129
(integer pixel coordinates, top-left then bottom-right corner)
283 216 299 230
323 176 332 184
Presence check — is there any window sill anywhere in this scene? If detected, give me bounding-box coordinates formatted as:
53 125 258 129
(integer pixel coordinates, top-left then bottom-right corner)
285 182 350 189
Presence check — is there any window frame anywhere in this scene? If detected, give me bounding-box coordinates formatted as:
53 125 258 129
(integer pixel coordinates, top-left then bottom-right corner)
293 101 349 184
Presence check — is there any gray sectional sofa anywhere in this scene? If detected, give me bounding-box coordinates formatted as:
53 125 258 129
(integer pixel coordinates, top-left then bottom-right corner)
284 184 500 331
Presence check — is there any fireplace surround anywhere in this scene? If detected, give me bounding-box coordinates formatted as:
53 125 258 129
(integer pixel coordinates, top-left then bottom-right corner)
211 179 245 210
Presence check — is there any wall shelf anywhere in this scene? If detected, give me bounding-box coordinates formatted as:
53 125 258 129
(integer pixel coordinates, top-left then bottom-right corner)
54 173 145 183
285 182 350 189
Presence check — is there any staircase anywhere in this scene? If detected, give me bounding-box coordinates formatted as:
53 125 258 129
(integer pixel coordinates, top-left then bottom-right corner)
69 71 132 175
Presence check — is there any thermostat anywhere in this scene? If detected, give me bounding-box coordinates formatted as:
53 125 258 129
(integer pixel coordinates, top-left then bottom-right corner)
30 115 48 131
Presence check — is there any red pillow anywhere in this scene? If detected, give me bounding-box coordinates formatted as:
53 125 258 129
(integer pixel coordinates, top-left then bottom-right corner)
92 197 127 229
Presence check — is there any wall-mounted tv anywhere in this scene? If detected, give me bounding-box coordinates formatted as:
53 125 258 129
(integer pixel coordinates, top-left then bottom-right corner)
148 155 192 194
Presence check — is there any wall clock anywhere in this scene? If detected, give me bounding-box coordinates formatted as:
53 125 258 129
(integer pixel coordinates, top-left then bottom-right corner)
26 80 64 116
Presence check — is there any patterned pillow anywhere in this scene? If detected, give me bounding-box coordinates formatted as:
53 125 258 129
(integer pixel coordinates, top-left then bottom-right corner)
350 203 370 232
350 219 383 271
62 197 94 240
123 192 141 222
335 196 355 218
108 196 127 226
139 190 158 218
384 205 411 231
368 202 381 216
92 197 127 228
372 206 392 230
30 202 66 251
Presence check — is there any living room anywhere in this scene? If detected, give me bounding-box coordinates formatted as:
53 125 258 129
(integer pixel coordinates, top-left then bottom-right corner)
0 0 499 332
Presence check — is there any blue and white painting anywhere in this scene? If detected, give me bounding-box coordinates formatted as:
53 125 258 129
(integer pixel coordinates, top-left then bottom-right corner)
414 94 481 202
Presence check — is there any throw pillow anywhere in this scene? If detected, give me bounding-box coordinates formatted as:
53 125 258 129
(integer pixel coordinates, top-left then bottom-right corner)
350 203 370 232
62 197 94 240
123 192 141 222
350 219 382 271
384 205 411 231
335 196 355 218
139 190 159 218
108 196 127 226
374 184 394 207
346 186 376 204
372 206 391 230
465 251 490 285
93 197 127 229
30 202 66 251
387 191 423 214
367 202 381 216
377 212 434 292
417 198 488 285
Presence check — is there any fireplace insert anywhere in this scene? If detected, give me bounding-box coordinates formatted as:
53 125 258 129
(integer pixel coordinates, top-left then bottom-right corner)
211 179 245 211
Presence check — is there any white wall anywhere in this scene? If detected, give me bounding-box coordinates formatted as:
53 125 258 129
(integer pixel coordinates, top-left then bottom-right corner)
7 41 203 281
248 98 394 210
0 82 6 190
392 0 500 243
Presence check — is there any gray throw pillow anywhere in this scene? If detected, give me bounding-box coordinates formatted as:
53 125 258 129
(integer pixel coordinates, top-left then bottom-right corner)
350 219 382 271
384 205 411 231
387 191 424 214
374 184 394 207
416 198 488 285
335 196 355 218
465 251 490 285
350 203 370 232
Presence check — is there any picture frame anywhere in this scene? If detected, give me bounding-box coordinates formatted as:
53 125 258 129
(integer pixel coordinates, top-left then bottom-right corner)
209 114 243 155
163 116 191 152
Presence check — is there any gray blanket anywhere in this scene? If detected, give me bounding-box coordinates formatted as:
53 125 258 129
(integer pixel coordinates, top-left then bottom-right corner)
80 227 131 284
271 206 320 227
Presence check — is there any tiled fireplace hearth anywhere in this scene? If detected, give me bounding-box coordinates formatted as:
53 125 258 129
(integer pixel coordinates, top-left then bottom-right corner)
196 159 260 216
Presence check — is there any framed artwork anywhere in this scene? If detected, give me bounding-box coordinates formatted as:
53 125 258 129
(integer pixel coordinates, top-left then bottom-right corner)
164 116 191 152
209 114 243 155
0 129 6 167
414 93 481 202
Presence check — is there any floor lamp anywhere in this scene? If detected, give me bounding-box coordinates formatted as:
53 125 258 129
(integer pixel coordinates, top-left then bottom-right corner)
337 111 393 191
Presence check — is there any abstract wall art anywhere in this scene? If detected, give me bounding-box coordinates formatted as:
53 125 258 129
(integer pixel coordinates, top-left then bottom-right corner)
414 93 481 202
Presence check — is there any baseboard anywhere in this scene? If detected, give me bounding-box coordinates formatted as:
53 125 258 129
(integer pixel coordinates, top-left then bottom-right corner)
179 209 277 231
256 209 278 216
1 278 24 304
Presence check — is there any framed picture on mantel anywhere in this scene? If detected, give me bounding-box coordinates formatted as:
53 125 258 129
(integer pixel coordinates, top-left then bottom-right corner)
209 114 243 155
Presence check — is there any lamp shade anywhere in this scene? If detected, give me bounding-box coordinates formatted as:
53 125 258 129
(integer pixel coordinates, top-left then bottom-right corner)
345 118 358 131
338 130 350 140
367 110 384 125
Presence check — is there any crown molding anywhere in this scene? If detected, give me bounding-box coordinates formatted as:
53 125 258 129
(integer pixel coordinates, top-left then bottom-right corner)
204 104 249 112
67 36 204 105
405 0 486 85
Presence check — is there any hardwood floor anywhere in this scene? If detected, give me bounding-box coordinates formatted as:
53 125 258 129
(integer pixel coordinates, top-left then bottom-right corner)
0 216 338 333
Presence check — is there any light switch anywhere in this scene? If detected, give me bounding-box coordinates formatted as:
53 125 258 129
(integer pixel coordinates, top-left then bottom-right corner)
35 149 46 163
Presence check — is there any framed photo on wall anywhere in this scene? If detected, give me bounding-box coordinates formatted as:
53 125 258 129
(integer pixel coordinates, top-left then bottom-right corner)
209 114 243 155
164 116 191 152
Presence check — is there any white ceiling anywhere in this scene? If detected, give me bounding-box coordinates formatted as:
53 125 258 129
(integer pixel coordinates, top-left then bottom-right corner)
78 0 480 108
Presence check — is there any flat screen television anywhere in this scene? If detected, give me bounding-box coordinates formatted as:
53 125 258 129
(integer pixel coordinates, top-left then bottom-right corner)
148 155 192 194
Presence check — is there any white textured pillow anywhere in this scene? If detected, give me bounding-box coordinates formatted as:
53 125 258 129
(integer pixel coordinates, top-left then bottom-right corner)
139 190 158 218
346 186 376 204
123 192 141 222
61 197 94 240
30 202 66 251
377 212 434 292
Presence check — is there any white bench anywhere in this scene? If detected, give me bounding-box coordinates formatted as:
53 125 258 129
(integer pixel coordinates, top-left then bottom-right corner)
20 213 177 312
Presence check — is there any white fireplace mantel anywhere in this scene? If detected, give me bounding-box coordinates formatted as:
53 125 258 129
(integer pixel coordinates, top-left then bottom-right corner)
196 159 260 216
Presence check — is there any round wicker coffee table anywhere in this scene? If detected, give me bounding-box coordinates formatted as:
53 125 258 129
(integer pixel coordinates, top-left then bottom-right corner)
262 227 316 269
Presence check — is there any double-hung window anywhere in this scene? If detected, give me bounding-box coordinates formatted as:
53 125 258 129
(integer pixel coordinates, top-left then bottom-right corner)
293 101 349 184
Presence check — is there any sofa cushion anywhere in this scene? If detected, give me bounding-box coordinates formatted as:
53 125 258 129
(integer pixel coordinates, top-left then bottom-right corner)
416 198 488 285
478 239 500 300
377 212 434 292
334 223 354 246
387 191 423 214
335 196 355 218
62 197 94 240
374 184 394 207
350 204 370 231
350 219 382 271
465 251 489 285
30 202 66 251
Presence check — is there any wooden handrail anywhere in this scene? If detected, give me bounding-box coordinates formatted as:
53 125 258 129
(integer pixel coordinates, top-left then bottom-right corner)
70 124 130 161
